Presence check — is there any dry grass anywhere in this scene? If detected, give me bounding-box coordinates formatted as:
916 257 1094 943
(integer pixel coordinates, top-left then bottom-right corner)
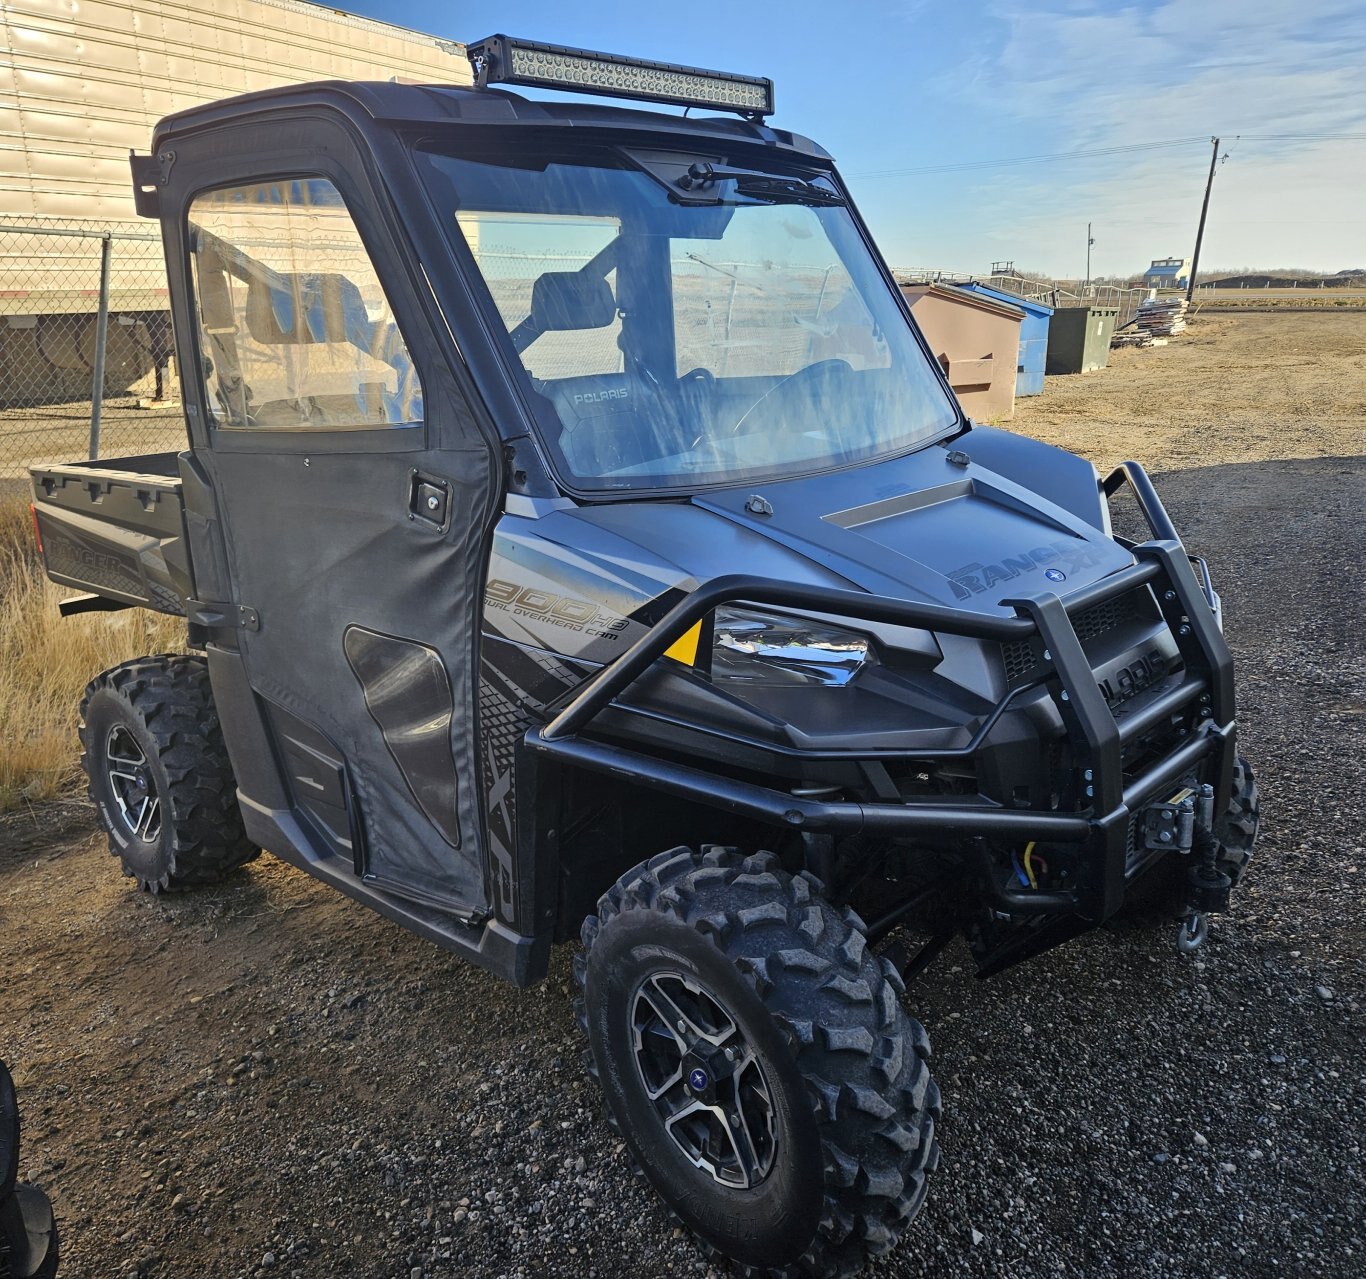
0 495 182 811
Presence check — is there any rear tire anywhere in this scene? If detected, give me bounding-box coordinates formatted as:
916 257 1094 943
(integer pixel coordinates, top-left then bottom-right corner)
575 846 939 1278
80 654 259 892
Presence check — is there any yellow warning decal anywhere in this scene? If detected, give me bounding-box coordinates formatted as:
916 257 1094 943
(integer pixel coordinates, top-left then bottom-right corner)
664 621 703 666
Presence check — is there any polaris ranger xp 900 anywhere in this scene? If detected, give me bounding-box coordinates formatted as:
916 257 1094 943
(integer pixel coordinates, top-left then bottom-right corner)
29 35 1258 1278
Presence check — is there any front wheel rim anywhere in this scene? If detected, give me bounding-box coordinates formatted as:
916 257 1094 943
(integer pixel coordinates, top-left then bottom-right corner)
105 725 161 843
630 970 778 1190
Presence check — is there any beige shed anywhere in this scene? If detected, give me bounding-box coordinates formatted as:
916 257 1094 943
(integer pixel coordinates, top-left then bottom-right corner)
899 282 1025 422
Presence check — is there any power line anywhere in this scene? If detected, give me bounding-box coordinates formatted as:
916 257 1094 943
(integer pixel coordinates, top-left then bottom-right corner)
1237 132 1366 141
849 131 1366 180
850 136 1210 179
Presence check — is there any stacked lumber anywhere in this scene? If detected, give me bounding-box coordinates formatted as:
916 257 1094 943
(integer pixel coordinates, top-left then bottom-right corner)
1111 329 1154 348
1135 296 1188 336
1112 296 1189 348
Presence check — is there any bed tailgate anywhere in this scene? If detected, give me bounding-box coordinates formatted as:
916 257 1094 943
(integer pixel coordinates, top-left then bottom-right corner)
28 453 192 616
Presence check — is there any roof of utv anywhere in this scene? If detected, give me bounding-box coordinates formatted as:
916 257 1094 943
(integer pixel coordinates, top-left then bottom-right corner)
152 80 833 163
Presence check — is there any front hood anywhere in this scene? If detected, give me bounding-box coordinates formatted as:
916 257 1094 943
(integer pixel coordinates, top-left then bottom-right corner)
693 444 1134 616
489 438 1134 668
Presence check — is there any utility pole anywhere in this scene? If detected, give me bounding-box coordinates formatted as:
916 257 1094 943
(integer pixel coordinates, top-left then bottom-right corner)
1186 136 1220 302
1085 222 1095 291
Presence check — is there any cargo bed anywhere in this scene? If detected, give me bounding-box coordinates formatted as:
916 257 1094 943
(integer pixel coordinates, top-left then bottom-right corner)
29 452 191 615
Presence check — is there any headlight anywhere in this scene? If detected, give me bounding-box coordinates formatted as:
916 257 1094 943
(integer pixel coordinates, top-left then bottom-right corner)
711 607 874 687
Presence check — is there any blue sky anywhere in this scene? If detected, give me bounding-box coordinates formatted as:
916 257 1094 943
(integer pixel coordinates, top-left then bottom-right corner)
338 0 1366 278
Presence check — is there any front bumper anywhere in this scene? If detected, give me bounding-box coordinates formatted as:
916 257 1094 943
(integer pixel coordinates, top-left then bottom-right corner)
524 463 1236 925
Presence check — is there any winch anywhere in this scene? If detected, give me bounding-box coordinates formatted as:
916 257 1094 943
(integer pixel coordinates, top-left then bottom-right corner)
1142 783 1232 951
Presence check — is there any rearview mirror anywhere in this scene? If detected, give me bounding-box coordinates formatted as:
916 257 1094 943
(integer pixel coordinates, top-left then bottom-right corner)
530 270 617 332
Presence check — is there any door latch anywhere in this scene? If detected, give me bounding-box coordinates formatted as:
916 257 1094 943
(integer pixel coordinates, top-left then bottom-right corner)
409 473 450 529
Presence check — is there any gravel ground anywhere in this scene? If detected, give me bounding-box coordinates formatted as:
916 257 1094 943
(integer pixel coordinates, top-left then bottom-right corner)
1 311 1362 1278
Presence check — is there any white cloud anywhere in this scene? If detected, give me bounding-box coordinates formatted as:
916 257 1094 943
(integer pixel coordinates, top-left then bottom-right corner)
902 0 1366 275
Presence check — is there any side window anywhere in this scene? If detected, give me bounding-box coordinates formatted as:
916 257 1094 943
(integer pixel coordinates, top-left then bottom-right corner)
454 212 624 380
189 178 422 431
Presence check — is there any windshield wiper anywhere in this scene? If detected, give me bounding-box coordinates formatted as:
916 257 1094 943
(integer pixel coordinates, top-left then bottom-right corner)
676 162 845 207
732 175 846 206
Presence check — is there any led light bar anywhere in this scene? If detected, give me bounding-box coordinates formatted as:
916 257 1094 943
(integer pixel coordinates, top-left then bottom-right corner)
466 34 774 120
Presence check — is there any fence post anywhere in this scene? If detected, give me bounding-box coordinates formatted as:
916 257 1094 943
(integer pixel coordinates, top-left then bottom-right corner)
88 231 113 459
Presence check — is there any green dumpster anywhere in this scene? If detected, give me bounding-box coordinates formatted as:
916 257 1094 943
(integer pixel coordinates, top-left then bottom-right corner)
1045 306 1118 374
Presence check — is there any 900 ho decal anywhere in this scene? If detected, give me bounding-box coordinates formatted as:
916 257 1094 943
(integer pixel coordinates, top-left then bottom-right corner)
485 578 630 641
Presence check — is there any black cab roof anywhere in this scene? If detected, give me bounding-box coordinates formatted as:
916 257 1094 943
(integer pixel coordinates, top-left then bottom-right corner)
152 80 832 163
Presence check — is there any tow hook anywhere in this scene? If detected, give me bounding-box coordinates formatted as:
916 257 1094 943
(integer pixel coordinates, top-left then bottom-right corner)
1177 910 1208 953
1177 856 1232 953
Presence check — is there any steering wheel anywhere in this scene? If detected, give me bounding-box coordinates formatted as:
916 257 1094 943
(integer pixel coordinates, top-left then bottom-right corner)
730 359 852 436
679 366 716 388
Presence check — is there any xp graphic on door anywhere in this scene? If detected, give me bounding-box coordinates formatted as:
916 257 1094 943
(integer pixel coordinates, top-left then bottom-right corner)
30 34 1256 1278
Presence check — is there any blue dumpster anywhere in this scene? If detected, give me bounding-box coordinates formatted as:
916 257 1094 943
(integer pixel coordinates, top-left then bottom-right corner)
959 282 1054 397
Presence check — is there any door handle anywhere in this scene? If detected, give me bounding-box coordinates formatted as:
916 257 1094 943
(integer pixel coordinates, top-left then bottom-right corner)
409 472 450 529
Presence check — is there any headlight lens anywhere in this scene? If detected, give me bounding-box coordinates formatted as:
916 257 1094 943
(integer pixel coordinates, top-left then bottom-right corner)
711 607 874 687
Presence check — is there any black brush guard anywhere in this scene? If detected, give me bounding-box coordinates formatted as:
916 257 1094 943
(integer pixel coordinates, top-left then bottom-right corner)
523 463 1236 924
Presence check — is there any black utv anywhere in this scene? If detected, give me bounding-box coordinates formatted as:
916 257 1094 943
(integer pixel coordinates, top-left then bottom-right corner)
28 36 1258 1277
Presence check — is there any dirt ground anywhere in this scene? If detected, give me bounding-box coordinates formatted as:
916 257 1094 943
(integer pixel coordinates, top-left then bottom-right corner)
1 312 1362 1279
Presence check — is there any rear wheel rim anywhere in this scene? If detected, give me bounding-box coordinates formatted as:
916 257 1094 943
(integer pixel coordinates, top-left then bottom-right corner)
630 970 777 1190
105 725 160 843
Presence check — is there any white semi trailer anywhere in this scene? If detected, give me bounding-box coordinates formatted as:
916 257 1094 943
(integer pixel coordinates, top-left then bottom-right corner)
0 0 469 401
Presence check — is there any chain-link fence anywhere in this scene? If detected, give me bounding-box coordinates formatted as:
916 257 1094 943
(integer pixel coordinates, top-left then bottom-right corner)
0 218 187 481
987 274 1148 330
896 265 1148 330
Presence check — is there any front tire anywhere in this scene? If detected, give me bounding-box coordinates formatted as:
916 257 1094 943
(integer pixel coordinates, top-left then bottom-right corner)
575 846 939 1278
80 655 259 892
1214 755 1259 885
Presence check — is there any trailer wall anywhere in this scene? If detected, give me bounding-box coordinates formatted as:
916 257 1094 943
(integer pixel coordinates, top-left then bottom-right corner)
0 0 470 226
0 0 470 468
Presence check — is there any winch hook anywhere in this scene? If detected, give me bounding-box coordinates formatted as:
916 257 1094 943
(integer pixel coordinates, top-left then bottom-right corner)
1176 910 1209 953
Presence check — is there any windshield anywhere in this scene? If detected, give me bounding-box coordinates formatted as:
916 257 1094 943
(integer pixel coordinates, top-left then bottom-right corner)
416 144 958 493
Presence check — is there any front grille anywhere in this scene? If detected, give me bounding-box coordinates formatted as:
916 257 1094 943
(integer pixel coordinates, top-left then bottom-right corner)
1001 638 1037 682
1000 587 1147 685
1124 809 1147 875
1073 591 1141 643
